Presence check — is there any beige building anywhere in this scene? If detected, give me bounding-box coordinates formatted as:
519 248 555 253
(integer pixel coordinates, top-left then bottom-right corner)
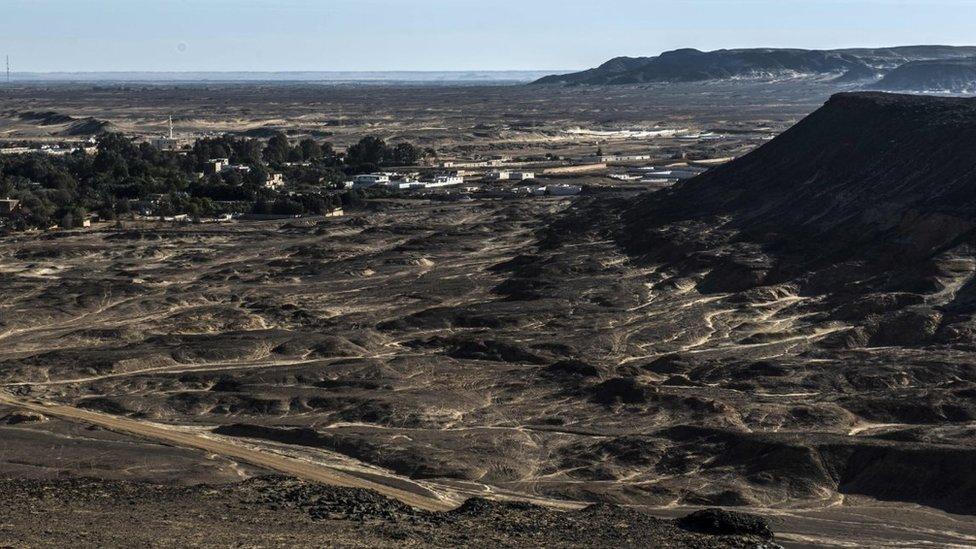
266 173 285 190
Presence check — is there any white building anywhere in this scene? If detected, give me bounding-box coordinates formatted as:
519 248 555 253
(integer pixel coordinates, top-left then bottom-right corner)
486 170 511 181
441 160 488 168
640 166 706 180
0 145 89 156
423 174 464 188
345 173 391 189
510 172 535 181
386 181 420 190
586 154 652 163
609 173 643 181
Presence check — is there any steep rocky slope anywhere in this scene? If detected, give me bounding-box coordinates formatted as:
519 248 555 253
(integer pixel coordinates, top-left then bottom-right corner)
620 92 976 347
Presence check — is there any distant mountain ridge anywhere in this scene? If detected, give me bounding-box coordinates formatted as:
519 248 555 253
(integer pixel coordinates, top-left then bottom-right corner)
534 46 976 85
870 57 976 93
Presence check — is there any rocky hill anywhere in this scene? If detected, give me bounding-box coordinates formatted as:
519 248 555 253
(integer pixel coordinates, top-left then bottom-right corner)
534 46 976 85
870 58 976 93
619 92 976 345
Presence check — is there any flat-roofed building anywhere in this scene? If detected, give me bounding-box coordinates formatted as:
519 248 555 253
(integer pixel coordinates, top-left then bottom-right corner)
204 158 229 175
424 174 464 187
345 173 391 189
150 137 184 151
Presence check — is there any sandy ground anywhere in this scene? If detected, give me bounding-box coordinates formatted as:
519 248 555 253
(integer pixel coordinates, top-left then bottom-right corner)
2 82 975 547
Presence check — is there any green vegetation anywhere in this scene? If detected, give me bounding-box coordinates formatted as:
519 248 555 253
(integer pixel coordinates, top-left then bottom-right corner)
0 132 424 230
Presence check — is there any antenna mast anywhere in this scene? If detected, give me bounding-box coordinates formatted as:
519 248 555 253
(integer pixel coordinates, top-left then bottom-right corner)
5 55 9 84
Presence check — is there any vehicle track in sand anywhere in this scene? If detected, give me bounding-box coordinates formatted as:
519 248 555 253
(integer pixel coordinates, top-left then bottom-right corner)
0 391 457 512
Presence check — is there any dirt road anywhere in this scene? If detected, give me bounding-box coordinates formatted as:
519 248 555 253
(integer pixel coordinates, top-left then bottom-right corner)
0 391 457 512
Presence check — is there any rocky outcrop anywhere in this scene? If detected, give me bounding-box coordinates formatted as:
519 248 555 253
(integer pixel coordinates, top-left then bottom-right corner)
676 508 773 539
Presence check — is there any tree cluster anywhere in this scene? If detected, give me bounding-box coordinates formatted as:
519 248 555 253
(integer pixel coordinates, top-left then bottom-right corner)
0 131 425 230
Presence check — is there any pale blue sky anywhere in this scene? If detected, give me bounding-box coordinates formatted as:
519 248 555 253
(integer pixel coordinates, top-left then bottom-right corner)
5 0 976 72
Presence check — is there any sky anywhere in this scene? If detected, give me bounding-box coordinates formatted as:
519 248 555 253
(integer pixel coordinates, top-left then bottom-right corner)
4 0 976 72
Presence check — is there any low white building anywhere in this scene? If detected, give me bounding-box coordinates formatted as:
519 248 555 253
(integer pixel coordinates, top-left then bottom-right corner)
609 173 643 181
486 170 511 181
586 154 652 163
0 145 89 156
345 173 391 189
640 166 706 179
386 180 422 190
441 160 489 169
510 172 535 181
423 174 464 188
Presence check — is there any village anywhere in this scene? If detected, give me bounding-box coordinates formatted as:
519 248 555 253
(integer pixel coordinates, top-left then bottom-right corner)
0 118 734 232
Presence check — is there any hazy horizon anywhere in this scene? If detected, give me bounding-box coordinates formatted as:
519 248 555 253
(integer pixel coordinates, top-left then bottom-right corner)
5 44 976 83
5 0 976 73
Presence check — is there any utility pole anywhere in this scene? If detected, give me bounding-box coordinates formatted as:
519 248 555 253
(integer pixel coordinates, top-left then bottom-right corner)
5 55 9 85
168 115 174 139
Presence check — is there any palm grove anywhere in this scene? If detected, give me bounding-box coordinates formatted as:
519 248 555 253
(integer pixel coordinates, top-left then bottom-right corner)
0 132 428 230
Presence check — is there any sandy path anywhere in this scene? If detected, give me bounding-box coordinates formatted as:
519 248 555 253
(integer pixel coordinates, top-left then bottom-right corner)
0 391 457 512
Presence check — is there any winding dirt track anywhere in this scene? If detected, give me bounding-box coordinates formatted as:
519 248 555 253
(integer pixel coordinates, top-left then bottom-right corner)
0 391 456 512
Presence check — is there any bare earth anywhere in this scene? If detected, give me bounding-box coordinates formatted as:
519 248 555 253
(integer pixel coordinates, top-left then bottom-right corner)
2 83 975 547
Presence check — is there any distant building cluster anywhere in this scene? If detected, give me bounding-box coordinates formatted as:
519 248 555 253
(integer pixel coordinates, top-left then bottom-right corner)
0 141 98 156
204 158 252 175
344 172 465 190
438 156 511 169
585 153 652 163
203 158 283 188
